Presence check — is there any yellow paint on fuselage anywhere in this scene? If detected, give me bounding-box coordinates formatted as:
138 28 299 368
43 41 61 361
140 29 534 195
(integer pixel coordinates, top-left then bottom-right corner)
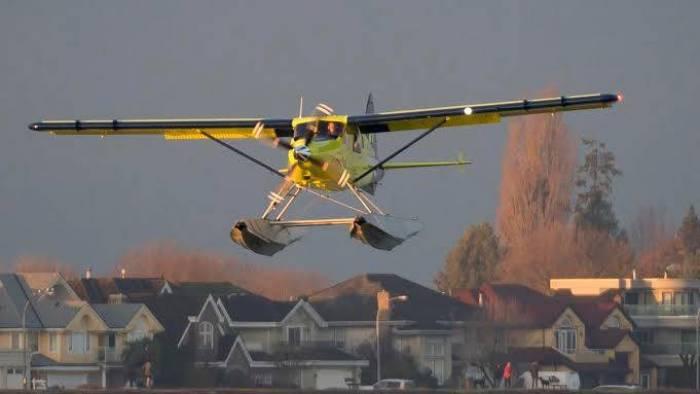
287 116 377 191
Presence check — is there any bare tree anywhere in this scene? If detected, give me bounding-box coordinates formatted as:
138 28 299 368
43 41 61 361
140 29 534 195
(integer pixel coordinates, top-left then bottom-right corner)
628 204 671 253
12 255 78 279
497 109 576 246
114 241 329 300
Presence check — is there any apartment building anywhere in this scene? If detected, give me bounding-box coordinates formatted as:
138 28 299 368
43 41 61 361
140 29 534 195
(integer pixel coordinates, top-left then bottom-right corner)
551 275 700 388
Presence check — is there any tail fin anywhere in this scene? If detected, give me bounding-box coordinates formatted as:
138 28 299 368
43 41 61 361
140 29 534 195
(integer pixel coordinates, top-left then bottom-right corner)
365 92 378 157
365 92 375 114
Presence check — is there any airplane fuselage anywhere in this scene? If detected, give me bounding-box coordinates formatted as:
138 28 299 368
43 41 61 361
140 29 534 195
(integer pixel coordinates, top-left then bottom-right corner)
286 116 380 191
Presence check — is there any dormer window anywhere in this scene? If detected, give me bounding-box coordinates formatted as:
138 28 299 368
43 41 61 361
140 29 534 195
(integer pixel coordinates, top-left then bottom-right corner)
555 318 576 354
287 326 303 346
199 322 214 349
606 315 622 328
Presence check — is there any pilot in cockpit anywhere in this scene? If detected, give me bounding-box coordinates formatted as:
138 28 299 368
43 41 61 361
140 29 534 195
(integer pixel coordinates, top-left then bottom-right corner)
327 122 339 138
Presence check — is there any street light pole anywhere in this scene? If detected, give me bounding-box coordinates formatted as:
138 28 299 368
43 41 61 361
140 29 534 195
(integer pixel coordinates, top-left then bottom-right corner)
21 287 53 390
376 294 408 383
696 307 699 391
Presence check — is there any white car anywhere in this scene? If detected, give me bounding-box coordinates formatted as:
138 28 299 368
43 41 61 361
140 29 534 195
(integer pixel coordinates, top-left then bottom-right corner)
363 379 415 390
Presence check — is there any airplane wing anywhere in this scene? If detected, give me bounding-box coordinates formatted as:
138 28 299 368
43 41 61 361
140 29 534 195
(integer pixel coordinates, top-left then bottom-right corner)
28 117 294 140
347 93 621 134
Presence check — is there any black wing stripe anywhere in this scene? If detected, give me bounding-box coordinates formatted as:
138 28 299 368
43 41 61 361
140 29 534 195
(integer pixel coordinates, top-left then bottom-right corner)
349 93 619 131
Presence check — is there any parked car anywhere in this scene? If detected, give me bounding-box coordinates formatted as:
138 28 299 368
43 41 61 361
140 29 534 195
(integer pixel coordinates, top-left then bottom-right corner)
359 379 416 390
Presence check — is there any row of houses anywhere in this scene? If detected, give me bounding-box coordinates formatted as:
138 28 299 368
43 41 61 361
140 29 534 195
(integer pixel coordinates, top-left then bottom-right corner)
1 270 695 390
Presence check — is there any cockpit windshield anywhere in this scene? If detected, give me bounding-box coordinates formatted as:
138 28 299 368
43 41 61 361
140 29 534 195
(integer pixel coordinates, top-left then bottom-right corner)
294 120 344 141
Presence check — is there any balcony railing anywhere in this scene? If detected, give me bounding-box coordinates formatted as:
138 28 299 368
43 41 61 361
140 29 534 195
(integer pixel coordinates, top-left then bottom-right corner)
641 342 698 354
624 304 699 316
97 348 121 363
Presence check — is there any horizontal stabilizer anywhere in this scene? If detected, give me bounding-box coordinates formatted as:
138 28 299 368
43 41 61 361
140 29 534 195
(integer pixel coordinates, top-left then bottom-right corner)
382 158 470 170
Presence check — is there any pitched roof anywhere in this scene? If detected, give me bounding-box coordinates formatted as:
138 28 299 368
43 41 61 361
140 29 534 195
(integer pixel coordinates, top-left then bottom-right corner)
219 293 294 322
455 283 567 327
0 274 79 329
92 303 144 328
307 273 478 323
143 294 208 344
170 281 249 297
456 283 632 331
68 277 166 303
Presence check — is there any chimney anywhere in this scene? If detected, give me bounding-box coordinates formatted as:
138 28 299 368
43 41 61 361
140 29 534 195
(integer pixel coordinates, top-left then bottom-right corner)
632 269 637 280
664 270 668 279
120 268 126 279
85 267 92 279
478 292 484 307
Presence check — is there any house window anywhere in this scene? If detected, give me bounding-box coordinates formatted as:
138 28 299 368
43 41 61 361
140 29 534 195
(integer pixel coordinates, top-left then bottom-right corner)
641 373 650 389
682 330 696 344
606 316 622 328
99 333 116 349
555 320 576 354
332 328 346 348
199 322 214 349
635 330 654 344
253 372 273 387
624 292 639 305
11 332 21 349
425 358 445 384
425 339 445 357
69 331 87 353
49 333 58 352
662 292 673 305
287 326 303 346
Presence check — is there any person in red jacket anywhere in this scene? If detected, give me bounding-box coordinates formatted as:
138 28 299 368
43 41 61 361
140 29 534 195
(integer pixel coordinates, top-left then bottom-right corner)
503 361 513 388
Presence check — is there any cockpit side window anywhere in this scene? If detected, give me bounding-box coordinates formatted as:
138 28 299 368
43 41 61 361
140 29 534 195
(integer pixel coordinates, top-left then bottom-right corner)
295 121 344 141
293 122 316 140
318 121 343 140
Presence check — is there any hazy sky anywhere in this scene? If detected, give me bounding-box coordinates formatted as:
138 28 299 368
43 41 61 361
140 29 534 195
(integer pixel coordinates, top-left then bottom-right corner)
2 1 699 286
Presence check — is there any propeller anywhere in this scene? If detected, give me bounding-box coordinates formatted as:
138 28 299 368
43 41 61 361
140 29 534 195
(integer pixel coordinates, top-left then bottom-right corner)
251 103 352 189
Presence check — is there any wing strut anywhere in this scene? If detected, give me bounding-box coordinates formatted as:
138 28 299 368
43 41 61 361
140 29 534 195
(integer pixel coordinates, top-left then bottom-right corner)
200 131 284 179
353 117 448 184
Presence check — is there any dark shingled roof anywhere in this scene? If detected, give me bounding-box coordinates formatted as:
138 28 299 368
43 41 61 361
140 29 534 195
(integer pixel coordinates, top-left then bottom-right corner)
307 273 478 323
143 294 208 344
219 293 294 322
456 283 633 331
454 283 567 327
68 277 166 303
170 281 249 297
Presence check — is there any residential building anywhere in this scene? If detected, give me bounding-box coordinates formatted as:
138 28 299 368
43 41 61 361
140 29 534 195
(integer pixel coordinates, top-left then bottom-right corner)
178 274 479 389
0 274 163 389
455 283 641 389
551 275 700 388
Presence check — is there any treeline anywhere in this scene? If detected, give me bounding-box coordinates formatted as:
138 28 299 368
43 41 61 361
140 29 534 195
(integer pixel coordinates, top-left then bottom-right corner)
7 241 330 300
436 92 700 292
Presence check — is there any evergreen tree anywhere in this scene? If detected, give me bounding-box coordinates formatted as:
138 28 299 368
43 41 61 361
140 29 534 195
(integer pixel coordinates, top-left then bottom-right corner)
435 223 501 292
574 138 623 238
678 205 700 255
